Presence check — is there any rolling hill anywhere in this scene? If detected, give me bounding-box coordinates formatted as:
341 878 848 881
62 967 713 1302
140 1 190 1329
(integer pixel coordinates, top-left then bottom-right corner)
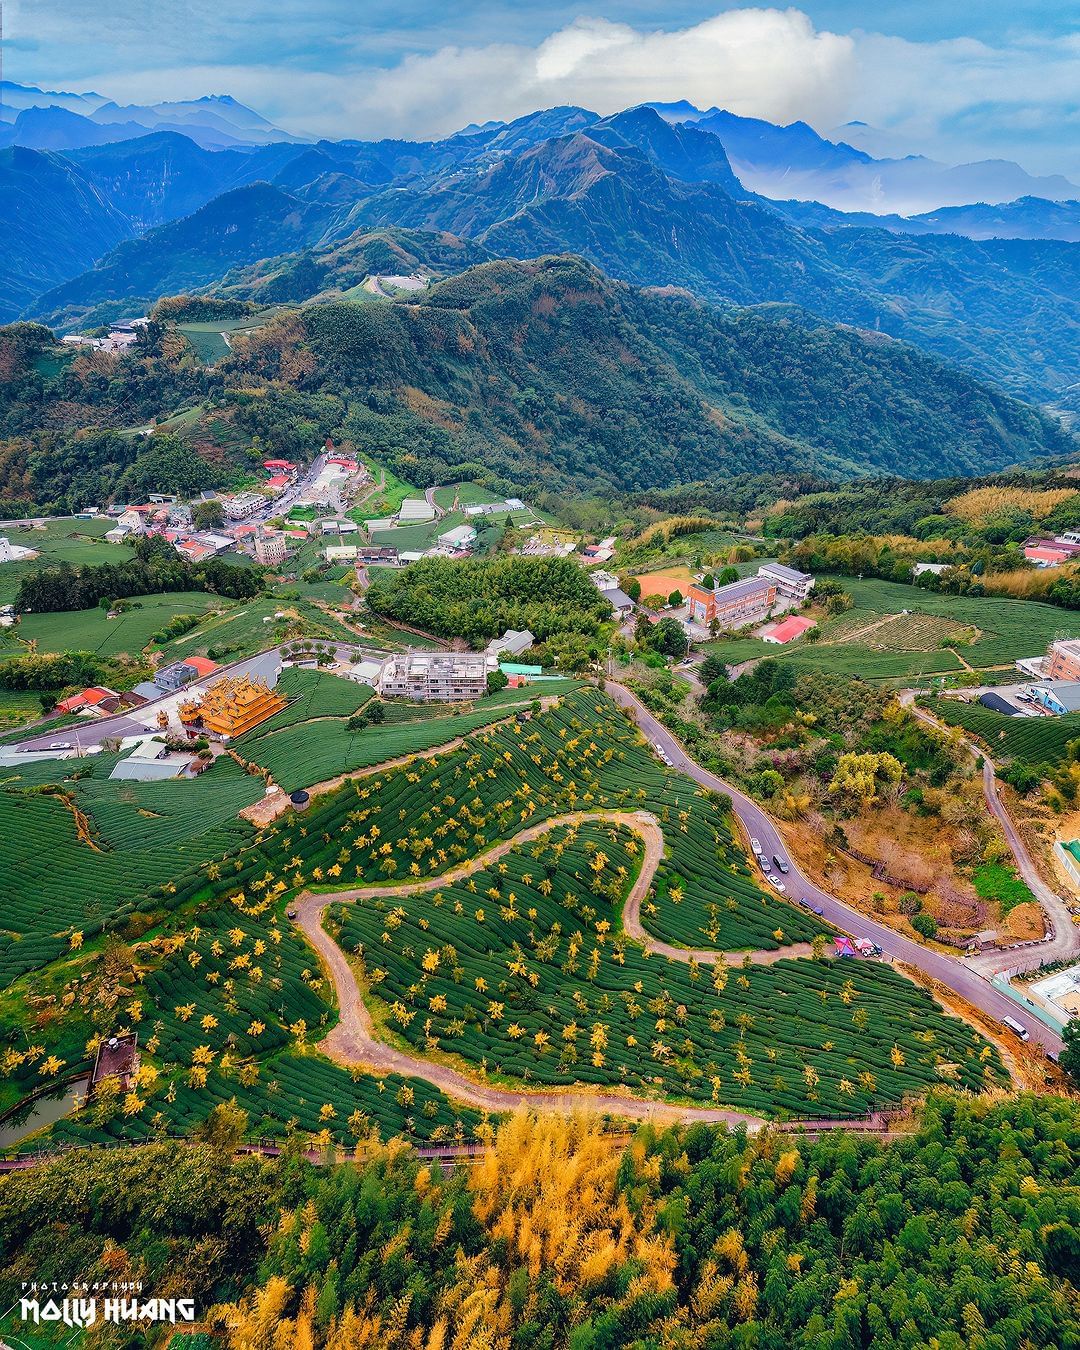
224 254 1076 491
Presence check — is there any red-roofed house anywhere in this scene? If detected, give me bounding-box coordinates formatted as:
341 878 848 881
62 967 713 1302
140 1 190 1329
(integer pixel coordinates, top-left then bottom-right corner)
1025 544 1070 567
758 615 816 645
183 656 218 678
326 457 359 472
56 686 121 714
265 474 291 491
263 459 296 472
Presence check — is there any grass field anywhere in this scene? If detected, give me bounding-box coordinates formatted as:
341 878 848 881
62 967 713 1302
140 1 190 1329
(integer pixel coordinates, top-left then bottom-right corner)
0 519 135 605
432 482 504 510
19 593 221 657
350 460 418 522
926 698 1080 767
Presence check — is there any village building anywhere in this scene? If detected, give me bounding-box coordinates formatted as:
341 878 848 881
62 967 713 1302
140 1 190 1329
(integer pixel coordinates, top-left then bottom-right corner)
486 629 535 660
220 492 265 520
55 685 122 715
179 673 287 738
688 575 776 627
154 655 218 693
758 615 816 645
1028 680 1080 716
1046 638 1080 683
356 546 399 566
378 651 490 702
757 561 815 601
254 534 288 567
600 587 636 618
438 524 477 550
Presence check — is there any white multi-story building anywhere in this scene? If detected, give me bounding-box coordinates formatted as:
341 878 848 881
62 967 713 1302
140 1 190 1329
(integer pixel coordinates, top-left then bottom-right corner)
220 492 265 520
378 651 490 702
757 562 814 601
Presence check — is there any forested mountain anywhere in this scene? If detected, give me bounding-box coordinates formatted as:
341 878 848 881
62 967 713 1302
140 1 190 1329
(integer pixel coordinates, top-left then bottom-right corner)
216 226 493 303
23 107 1080 414
28 183 335 330
225 255 1074 489
0 146 133 322
4 254 1072 511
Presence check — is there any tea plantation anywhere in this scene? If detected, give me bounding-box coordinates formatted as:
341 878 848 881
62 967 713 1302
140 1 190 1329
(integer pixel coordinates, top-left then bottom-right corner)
0 688 1003 1150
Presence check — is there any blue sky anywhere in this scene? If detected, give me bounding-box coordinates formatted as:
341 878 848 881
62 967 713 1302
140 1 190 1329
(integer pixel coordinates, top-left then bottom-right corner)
6 2 1079 174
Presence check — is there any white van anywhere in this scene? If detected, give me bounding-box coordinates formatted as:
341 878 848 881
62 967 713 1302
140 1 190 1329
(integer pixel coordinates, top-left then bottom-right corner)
1002 1015 1030 1042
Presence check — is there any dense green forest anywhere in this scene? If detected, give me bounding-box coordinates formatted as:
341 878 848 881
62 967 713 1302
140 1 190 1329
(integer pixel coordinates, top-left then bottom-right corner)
1 1095 1076 1348
365 554 612 645
229 256 1074 492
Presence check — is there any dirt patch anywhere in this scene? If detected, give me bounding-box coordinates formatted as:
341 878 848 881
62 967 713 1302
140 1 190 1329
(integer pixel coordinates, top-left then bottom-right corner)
1003 902 1047 942
633 566 698 599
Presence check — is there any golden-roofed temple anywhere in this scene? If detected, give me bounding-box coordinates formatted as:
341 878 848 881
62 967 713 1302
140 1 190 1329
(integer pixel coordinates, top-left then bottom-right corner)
178 674 287 739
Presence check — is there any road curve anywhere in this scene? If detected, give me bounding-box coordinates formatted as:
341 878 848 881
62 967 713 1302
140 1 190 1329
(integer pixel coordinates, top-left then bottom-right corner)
603 679 1064 1058
904 695 1080 975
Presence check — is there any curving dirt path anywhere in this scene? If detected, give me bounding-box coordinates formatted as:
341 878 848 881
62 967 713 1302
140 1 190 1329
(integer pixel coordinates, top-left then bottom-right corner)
292 809 824 1129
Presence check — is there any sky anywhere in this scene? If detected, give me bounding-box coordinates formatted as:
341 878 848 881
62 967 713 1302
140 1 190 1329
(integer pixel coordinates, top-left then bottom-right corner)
5 1 1080 175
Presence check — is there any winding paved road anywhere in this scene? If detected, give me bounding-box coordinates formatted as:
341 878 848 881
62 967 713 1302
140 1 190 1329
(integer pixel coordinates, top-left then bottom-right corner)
603 679 1065 1058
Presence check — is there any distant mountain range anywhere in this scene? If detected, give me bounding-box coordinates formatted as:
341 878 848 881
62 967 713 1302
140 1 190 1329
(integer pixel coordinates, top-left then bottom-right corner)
645 102 1080 217
18 104 1080 420
0 81 300 151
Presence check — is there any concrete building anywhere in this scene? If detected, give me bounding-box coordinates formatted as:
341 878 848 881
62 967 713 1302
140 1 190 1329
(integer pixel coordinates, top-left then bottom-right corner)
438 523 477 550
913 562 952 578
154 655 218 693
688 576 776 627
220 492 265 520
379 651 490 702
325 545 358 562
356 546 399 566
255 534 288 567
1046 639 1080 683
590 570 620 592
757 561 814 601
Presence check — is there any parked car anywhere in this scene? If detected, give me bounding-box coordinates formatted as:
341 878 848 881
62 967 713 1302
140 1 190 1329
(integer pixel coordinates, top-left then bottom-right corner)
768 876 786 892
799 897 825 915
758 854 770 872
773 854 789 875
750 838 762 854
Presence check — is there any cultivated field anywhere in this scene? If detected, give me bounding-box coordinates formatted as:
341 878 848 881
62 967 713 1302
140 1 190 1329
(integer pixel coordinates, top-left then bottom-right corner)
0 688 1002 1154
927 699 1080 767
19 593 221 657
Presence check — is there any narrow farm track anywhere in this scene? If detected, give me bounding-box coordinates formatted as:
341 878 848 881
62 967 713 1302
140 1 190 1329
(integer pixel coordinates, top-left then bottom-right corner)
904 694 1080 975
293 808 825 1130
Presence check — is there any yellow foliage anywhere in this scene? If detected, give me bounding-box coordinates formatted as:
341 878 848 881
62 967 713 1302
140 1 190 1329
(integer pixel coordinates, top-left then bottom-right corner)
945 485 1075 524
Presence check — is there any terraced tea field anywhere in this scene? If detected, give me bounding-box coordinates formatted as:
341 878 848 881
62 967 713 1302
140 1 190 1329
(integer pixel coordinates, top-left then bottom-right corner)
926 699 1080 768
705 577 1077 680
0 755 263 984
0 688 1003 1151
